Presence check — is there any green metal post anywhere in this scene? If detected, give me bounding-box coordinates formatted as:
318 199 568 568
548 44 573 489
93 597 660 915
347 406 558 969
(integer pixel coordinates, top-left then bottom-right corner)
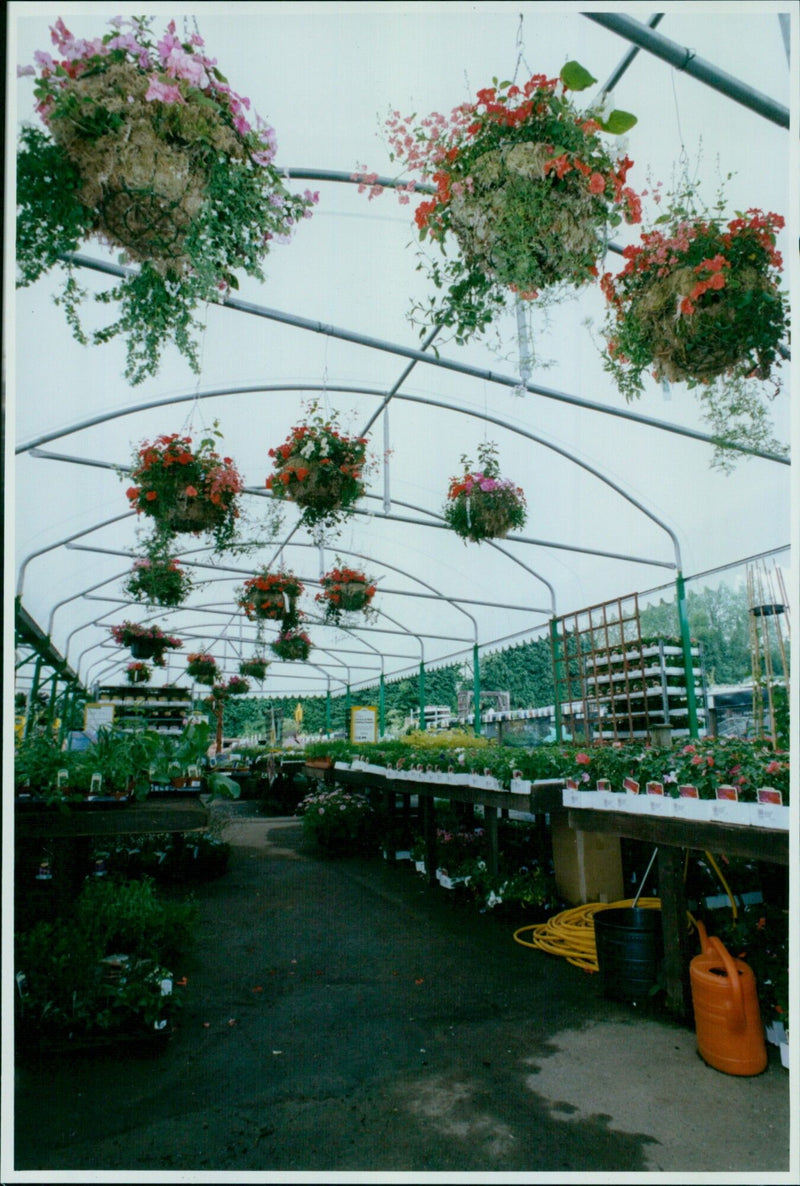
472 642 481 736
418 661 426 731
550 618 563 743
344 684 351 739
379 673 385 739
47 673 59 733
676 572 700 739
325 688 332 736
24 655 44 738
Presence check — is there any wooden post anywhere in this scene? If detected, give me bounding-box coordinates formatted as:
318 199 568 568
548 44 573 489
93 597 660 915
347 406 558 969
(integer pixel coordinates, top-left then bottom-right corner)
658 846 692 1018
422 795 437 886
485 806 499 876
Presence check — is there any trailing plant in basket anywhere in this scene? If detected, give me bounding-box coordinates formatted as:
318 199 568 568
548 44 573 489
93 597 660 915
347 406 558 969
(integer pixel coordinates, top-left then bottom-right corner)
237 568 304 622
266 405 370 529
315 566 377 625
185 651 218 685
600 185 788 469
225 675 250 696
356 63 638 343
444 442 527 542
126 661 151 686
125 428 243 552
239 655 269 681
124 546 195 608
109 621 183 665
16 15 318 384
270 624 312 662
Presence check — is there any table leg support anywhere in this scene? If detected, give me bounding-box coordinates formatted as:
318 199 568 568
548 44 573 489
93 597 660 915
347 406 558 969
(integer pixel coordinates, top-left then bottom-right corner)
658 846 692 1019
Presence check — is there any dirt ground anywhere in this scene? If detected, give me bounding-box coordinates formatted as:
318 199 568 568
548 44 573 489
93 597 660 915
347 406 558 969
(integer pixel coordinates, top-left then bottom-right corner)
11 805 793 1179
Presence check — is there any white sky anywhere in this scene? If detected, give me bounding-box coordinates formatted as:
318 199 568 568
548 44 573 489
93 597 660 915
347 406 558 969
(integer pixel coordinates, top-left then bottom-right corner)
4 0 797 699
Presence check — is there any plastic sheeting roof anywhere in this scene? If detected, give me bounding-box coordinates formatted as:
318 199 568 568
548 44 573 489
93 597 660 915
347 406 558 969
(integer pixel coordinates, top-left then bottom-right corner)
6 2 794 701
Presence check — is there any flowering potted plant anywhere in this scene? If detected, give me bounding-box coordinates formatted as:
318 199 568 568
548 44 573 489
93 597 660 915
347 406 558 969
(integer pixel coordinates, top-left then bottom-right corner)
360 63 638 342
600 191 788 466
236 569 304 622
110 621 183 664
270 625 312 662
125 428 243 551
444 442 527 542
124 549 194 608
225 676 250 696
239 656 269 681
126 661 151 685
315 566 377 625
185 652 218 686
16 15 318 385
266 405 370 528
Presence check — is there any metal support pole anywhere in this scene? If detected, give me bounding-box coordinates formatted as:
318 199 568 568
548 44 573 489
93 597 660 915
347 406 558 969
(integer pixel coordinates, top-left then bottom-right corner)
325 687 332 736
472 642 481 736
550 619 564 743
676 573 700 738
418 660 426 732
46 673 59 733
344 684 352 739
379 672 386 739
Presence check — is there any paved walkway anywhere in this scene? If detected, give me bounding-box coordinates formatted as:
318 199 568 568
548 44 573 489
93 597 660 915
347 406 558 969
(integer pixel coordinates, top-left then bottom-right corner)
13 811 792 1178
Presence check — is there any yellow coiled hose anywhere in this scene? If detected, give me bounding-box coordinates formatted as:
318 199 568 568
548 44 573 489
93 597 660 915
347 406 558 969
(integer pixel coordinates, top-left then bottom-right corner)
515 849 739 972
513 898 662 972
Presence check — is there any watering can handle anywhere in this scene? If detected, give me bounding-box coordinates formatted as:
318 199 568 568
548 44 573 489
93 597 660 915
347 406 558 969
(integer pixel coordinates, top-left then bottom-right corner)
707 935 745 1027
695 919 710 953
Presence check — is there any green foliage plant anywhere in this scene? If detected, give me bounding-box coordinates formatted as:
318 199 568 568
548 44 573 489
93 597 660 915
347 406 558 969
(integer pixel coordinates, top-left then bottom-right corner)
299 786 379 855
358 63 638 343
16 15 318 384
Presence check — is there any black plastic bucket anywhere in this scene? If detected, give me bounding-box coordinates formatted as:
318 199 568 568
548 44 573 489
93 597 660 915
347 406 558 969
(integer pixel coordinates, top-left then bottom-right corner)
594 907 663 1001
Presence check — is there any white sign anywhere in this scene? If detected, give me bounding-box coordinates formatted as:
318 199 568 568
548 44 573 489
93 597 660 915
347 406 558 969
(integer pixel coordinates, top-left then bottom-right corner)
351 706 377 743
84 702 115 732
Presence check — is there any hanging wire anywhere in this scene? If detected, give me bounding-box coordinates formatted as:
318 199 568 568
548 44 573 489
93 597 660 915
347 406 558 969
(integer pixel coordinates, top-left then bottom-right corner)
511 13 533 85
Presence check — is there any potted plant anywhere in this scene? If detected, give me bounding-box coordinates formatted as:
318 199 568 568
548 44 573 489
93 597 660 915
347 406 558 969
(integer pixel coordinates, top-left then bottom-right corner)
239 656 269 681
225 676 250 696
266 404 370 528
315 566 377 625
125 428 243 552
358 64 638 343
600 191 788 467
270 625 312 662
185 652 218 686
236 569 304 622
109 621 183 665
444 442 527 542
126 662 151 686
124 549 195 608
16 15 318 385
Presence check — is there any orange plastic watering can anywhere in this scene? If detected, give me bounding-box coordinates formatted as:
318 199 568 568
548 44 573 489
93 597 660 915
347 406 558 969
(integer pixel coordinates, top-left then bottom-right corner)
689 919 767 1076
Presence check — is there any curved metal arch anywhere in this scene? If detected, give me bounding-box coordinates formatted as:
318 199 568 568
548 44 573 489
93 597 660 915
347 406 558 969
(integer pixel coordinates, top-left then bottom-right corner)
18 270 788 464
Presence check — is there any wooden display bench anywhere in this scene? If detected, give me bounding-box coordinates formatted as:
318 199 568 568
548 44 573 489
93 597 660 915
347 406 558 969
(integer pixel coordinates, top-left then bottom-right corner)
568 807 789 1017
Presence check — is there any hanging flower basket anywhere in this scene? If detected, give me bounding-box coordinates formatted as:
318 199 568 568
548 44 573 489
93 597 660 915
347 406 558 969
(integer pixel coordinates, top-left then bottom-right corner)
16 16 318 385
239 657 270 681
126 662 152 685
125 429 243 552
266 405 369 528
124 552 194 608
225 676 250 696
236 570 304 622
357 63 639 343
110 621 183 666
315 567 377 625
444 442 527 543
601 206 788 392
270 627 312 662
186 652 219 686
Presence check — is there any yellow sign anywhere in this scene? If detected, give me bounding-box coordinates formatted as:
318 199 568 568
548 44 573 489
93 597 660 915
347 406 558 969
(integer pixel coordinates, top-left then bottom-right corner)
294 702 303 726
350 706 377 743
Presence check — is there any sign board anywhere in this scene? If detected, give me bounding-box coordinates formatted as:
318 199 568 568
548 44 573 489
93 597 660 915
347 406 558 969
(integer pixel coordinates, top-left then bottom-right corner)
84 702 115 732
350 706 377 744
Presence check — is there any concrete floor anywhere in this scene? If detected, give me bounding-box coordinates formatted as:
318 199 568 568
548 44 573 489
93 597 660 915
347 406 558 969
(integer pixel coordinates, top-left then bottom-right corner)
12 808 793 1179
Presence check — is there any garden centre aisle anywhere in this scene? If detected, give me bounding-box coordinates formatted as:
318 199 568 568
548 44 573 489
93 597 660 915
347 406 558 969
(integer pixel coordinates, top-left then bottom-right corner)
14 807 790 1178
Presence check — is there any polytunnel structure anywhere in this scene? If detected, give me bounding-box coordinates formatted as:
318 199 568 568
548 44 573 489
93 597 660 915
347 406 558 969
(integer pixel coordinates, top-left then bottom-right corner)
6 3 794 740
